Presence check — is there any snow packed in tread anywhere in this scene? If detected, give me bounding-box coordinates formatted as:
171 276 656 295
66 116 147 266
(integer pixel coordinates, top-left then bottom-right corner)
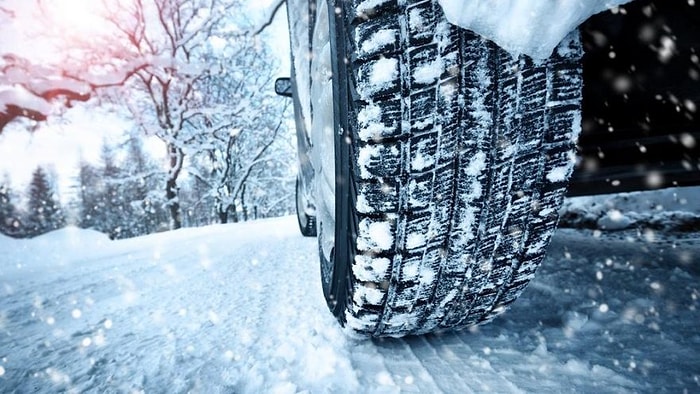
337 0 583 337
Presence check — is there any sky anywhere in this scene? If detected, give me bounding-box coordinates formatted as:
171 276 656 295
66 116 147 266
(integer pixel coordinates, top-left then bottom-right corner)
0 0 291 197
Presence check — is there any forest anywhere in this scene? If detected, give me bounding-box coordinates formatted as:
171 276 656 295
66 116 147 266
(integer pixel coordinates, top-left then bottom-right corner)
0 0 293 239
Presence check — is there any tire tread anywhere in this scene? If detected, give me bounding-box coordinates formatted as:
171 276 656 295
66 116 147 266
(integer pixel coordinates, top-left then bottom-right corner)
335 0 582 336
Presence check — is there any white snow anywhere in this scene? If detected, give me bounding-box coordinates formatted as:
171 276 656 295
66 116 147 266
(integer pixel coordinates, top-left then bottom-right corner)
358 102 382 126
354 285 384 306
355 194 373 213
411 151 434 172
357 145 380 179
413 58 444 85
357 218 394 252
360 29 396 55
369 58 398 87
359 57 398 99
0 199 698 392
0 85 52 116
560 186 700 232
359 122 393 142
355 0 392 16
406 232 427 249
354 255 391 282
419 266 435 285
466 151 487 177
357 103 396 141
547 165 571 183
437 0 634 59
409 8 426 31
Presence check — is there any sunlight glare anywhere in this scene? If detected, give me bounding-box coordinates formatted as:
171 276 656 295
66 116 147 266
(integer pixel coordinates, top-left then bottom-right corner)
48 0 106 35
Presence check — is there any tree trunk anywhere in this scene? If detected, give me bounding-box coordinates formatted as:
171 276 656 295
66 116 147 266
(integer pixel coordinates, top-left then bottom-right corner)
241 183 248 221
165 177 181 229
166 143 184 230
231 201 239 223
218 204 228 224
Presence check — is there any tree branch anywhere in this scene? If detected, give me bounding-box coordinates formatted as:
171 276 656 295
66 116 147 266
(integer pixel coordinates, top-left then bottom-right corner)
252 0 286 36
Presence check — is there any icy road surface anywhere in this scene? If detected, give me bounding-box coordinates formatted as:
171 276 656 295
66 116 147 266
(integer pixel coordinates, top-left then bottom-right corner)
1 216 698 392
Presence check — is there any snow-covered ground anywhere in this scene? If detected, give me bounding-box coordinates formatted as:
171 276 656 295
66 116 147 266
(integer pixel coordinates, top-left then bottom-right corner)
0 189 698 393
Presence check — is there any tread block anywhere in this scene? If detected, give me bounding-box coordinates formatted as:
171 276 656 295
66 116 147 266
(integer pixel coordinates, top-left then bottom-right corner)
409 88 437 121
354 254 392 282
356 56 402 101
354 14 400 60
357 217 397 253
406 0 438 47
356 179 400 213
356 142 403 179
407 172 433 210
409 132 439 173
356 98 404 142
408 44 441 89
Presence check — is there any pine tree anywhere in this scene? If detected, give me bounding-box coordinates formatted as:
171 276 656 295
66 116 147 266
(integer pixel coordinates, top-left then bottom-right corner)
99 143 127 238
121 136 162 237
26 166 65 236
78 160 103 231
0 180 21 236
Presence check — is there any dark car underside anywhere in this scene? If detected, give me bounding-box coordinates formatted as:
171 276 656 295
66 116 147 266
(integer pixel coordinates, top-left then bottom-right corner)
570 0 700 196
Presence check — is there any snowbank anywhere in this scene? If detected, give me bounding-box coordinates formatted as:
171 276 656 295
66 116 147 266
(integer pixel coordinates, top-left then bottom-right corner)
0 226 111 277
560 186 700 231
437 0 633 59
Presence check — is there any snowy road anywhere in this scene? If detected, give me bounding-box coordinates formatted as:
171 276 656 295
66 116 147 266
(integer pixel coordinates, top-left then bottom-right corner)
1 215 698 393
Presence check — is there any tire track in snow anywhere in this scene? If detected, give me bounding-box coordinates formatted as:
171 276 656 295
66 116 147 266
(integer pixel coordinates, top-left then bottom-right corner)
356 337 442 393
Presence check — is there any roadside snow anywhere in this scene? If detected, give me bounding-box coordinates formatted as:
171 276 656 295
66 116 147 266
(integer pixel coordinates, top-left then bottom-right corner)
560 186 700 231
0 212 698 392
437 0 633 59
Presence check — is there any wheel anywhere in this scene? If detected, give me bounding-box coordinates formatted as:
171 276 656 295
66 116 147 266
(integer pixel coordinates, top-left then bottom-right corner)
307 0 583 337
295 174 317 237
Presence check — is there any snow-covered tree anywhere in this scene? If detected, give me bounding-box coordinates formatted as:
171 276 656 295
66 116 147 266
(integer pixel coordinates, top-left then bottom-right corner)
0 55 91 132
98 143 131 238
92 0 271 229
242 136 296 220
25 166 65 236
0 0 151 133
0 177 22 236
76 138 168 239
2 0 295 231
183 40 292 223
119 135 170 236
78 159 103 231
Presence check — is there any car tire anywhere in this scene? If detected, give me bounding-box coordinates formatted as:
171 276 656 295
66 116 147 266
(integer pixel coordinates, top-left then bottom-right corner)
314 0 583 337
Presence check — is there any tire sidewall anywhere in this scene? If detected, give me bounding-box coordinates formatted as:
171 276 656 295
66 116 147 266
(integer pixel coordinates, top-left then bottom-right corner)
317 0 354 321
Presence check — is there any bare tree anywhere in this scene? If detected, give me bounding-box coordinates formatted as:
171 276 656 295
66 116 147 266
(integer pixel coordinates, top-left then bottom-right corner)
94 0 259 229
183 39 290 223
1 0 293 229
